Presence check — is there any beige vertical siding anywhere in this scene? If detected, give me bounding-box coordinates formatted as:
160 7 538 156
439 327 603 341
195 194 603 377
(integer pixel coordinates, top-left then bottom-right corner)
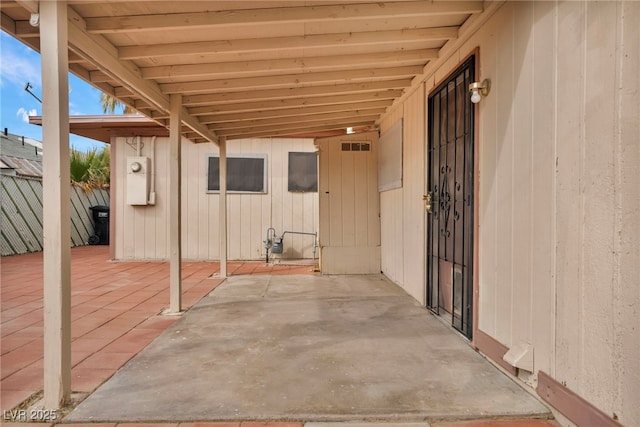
550 2 639 422
616 3 640 421
114 136 318 261
379 86 426 304
401 88 426 303
379 107 404 286
379 1 639 425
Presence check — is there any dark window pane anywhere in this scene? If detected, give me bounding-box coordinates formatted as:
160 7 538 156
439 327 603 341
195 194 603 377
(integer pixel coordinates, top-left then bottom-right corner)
207 155 266 193
208 157 219 191
288 152 318 192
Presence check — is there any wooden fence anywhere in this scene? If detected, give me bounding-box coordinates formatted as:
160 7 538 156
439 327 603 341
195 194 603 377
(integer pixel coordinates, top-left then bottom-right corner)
1 174 109 256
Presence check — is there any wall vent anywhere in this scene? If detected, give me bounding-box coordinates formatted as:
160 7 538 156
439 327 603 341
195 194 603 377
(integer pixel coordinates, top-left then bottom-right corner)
341 142 370 152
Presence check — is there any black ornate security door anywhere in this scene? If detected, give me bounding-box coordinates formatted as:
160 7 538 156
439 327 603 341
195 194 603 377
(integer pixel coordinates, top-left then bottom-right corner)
426 57 474 338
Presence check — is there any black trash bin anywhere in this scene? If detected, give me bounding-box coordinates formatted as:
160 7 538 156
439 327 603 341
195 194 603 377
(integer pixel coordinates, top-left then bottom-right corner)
89 205 110 245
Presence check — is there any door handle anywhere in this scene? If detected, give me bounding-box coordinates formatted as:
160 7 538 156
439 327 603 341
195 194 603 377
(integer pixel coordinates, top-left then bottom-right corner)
422 193 432 213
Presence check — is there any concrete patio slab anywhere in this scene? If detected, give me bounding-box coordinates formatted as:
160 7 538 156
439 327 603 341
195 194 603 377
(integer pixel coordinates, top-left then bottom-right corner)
67 274 550 423
1 246 315 413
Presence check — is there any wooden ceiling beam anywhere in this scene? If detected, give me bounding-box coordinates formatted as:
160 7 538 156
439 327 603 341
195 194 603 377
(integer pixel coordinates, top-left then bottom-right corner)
160 66 423 94
132 98 152 108
85 1 483 34
0 12 16 34
221 120 377 140
14 19 38 37
64 7 218 144
379 0 505 125
68 52 86 64
89 70 112 83
1 14 81 64
118 27 458 60
188 90 403 116
142 49 436 80
196 100 394 124
217 115 379 136
67 14 165 109
209 109 386 131
114 86 134 97
15 0 38 14
182 79 412 106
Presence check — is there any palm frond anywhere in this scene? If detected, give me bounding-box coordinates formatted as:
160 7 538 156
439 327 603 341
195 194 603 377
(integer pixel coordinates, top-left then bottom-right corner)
99 93 135 114
70 146 110 190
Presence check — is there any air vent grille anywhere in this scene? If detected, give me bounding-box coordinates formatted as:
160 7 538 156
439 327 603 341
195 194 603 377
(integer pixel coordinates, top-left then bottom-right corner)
341 142 370 152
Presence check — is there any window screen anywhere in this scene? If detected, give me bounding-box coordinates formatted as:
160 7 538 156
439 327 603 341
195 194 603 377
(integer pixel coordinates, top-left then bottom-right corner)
207 154 267 193
378 119 403 191
288 152 317 192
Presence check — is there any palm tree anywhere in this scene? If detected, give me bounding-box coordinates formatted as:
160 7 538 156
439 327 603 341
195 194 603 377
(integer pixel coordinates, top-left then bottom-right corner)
99 92 135 114
70 146 110 190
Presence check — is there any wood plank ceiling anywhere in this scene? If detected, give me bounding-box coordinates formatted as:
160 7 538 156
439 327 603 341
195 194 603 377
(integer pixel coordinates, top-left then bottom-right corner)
1 1 483 143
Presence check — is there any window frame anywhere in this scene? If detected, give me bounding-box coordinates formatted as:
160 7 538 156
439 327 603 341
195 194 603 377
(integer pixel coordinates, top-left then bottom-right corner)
206 153 268 194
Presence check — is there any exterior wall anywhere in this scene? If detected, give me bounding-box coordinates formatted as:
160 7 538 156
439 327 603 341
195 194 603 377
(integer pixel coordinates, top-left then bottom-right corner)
379 87 426 304
378 1 639 426
317 131 381 274
113 136 318 261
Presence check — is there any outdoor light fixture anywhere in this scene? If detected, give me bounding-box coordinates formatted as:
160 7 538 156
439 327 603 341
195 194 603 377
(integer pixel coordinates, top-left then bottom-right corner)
469 79 491 104
29 12 39 27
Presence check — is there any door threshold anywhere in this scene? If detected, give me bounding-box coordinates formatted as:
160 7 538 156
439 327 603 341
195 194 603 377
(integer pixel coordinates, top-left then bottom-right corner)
429 309 472 342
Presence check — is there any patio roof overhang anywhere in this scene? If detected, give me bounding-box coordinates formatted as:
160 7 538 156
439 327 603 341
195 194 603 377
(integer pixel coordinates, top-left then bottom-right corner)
29 114 169 143
1 0 505 411
2 0 487 144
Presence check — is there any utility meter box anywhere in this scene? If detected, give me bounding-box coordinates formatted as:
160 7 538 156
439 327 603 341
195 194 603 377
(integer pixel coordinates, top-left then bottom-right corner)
126 156 150 205
271 236 283 254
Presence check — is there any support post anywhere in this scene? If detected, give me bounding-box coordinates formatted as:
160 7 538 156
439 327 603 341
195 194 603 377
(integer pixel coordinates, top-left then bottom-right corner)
219 136 228 278
169 94 182 313
41 1 71 409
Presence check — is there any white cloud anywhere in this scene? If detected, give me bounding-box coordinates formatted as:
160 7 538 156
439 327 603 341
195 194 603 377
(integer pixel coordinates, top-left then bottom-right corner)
69 100 87 116
0 34 41 89
17 107 37 123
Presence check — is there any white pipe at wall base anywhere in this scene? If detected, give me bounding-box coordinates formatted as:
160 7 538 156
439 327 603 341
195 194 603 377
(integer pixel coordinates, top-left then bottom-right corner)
148 136 156 205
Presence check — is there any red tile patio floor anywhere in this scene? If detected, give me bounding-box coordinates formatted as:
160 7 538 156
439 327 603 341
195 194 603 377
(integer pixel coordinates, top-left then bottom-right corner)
1 247 558 427
1 246 317 413
0 423 561 427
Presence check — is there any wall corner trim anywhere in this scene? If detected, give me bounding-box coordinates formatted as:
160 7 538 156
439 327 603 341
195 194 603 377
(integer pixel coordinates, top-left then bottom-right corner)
537 371 623 427
473 329 517 376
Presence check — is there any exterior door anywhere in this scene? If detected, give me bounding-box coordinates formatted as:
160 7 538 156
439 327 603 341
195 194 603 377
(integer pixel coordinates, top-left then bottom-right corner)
426 57 475 338
316 131 381 274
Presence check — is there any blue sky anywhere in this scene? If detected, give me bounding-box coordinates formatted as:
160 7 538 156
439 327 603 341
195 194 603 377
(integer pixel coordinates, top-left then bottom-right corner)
1 30 110 152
